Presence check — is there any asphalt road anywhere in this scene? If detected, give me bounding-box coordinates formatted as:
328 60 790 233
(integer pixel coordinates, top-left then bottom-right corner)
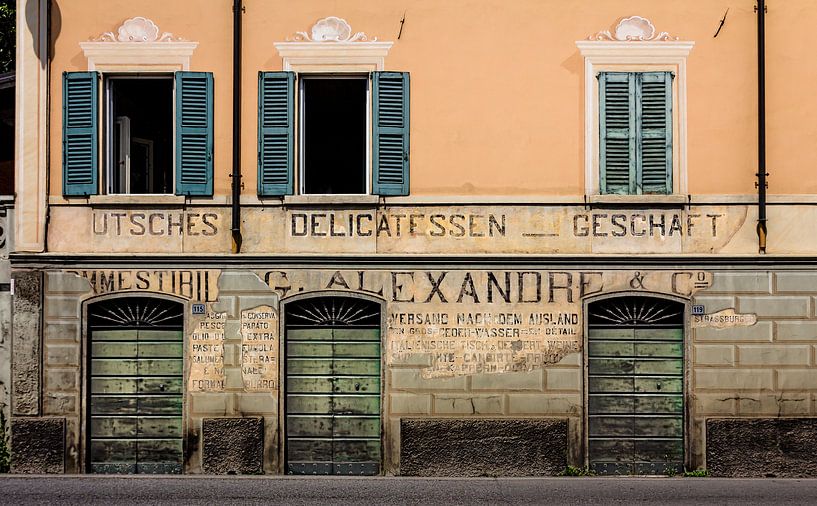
1 476 816 505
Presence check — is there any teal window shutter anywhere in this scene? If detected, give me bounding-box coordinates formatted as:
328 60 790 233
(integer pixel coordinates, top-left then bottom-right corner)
599 72 636 194
372 71 410 196
257 71 294 196
175 71 213 196
599 71 673 195
63 71 99 196
638 72 673 194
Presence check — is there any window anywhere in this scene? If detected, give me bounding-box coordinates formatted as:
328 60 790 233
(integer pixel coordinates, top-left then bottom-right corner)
302 77 368 195
258 71 409 197
599 72 673 195
576 17 693 197
107 77 173 194
62 71 213 197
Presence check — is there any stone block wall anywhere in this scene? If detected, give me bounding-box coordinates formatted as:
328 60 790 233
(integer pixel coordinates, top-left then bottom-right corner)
692 271 817 471
388 351 583 473
188 271 279 474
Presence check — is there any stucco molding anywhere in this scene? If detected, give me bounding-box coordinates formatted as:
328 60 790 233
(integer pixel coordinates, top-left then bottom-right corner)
576 17 694 197
275 17 392 72
588 15 680 42
80 17 198 71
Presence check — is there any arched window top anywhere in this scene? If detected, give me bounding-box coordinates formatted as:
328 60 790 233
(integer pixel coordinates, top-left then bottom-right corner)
286 296 380 327
588 296 683 327
88 296 184 329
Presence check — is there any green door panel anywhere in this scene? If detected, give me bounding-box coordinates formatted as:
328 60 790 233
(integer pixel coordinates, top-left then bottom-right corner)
286 323 382 475
588 321 684 475
89 327 183 474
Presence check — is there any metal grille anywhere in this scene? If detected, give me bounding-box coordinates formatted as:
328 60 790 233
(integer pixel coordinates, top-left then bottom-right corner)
286 297 380 326
88 297 183 329
587 297 684 475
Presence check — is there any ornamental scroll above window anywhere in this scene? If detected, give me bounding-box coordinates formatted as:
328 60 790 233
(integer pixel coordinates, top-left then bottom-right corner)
576 16 694 198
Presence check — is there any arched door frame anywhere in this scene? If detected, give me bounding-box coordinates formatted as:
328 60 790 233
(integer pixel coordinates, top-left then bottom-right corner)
581 290 691 474
80 292 189 474
278 290 387 475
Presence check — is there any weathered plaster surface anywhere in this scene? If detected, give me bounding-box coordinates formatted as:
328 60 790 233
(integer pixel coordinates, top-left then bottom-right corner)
11 271 42 415
201 417 264 474
399 418 568 476
707 418 817 477
11 417 65 473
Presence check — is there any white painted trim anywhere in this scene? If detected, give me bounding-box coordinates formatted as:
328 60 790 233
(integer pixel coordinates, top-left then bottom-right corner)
274 42 393 72
80 41 198 71
576 40 694 197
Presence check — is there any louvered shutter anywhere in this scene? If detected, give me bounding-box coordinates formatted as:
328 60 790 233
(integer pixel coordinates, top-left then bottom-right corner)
257 72 294 196
372 72 410 196
599 72 635 194
637 72 673 194
175 72 213 196
63 72 99 196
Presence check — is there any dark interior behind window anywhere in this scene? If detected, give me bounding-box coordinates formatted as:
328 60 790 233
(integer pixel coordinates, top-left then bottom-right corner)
109 77 173 194
303 78 367 194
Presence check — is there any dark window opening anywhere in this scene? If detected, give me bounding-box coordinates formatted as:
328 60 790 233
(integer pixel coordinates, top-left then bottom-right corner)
108 77 173 194
303 78 367 194
0 73 14 195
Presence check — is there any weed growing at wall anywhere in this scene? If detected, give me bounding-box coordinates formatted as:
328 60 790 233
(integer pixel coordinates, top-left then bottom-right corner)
0 410 9 472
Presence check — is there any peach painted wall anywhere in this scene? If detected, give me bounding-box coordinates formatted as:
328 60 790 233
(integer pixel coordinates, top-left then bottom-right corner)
47 0 817 198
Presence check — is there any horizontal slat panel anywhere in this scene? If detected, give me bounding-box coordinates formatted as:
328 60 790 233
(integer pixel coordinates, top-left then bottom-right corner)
287 359 380 376
92 342 137 358
286 377 380 394
139 417 183 438
91 417 138 438
333 329 381 341
137 439 183 462
138 330 184 341
287 439 332 461
589 416 683 438
90 439 137 462
287 416 333 437
333 440 381 462
92 330 139 341
589 394 683 414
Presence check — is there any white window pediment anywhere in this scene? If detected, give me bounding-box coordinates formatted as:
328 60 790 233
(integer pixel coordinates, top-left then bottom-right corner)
274 17 393 72
79 17 198 71
576 16 694 198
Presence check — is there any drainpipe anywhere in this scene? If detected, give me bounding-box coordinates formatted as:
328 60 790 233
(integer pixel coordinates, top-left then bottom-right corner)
756 0 768 254
231 0 243 253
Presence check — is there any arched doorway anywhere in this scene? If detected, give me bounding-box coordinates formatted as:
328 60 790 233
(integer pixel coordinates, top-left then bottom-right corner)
587 295 685 475
86 296 184 474
283 295 382 475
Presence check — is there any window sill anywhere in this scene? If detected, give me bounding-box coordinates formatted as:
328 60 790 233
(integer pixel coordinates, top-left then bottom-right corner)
88 195 187 206
282 195 381 206
587 194 689 206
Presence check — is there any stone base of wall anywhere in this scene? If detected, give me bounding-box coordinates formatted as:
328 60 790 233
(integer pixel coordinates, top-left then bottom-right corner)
399 418 567 477
201 417 264 474
11 417 65 473
707 418 817 477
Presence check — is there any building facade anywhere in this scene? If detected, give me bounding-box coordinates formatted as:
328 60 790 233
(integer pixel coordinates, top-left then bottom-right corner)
9 0 817 476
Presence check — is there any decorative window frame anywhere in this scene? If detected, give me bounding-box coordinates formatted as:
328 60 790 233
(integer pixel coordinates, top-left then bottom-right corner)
576 16 694 200
274 16 393 73
79 17 198 72
272 17 395 199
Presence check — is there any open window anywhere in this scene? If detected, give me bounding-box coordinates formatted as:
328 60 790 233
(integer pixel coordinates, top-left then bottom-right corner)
107 77 173 194
62 71 214 197
257 71 409 197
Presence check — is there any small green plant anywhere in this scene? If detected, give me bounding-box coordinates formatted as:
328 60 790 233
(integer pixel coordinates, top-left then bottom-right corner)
683 468 709 477
665 466 678 477
560 465 596 477
0 410 10 473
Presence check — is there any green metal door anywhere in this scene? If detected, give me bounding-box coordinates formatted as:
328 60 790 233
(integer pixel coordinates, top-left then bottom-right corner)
88 298 184 474
285 297 382 475
587 297 684 475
